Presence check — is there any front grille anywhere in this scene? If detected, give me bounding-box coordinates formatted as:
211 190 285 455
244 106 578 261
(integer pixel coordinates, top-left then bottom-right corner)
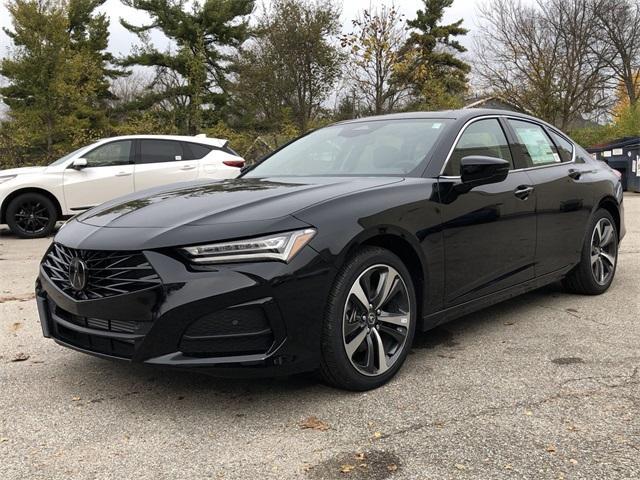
48 303 144 359
42 243 161 300
55 306 140 334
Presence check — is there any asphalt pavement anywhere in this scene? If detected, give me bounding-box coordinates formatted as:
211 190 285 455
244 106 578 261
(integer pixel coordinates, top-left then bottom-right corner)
1 195 639 479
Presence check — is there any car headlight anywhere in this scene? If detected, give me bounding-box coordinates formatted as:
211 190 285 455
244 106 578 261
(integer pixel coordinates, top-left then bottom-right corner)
0 175 17 184
180 228 317 264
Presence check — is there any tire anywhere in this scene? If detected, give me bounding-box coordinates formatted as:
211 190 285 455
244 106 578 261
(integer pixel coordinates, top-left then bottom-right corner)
562 208 618 295
320 246 417 391
6 192 58 239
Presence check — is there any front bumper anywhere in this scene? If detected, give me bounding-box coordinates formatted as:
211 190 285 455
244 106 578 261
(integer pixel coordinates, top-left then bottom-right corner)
36 245 335 377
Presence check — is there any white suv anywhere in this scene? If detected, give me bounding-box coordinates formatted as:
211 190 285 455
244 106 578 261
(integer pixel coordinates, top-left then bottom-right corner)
0 135 245 238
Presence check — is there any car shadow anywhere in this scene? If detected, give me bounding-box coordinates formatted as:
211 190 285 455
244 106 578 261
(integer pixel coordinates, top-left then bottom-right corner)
0 223 61 238
47 281 582 416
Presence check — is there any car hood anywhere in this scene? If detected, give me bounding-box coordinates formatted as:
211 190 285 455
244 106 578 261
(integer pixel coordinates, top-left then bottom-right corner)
77 176 404 228
0 166 48 177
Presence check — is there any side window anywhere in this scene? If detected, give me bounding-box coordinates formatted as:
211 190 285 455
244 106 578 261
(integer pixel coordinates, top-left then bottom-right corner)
548 130 574 162
182 142 213 160
445 119 513 176
138 140 184 164
509 119 560 167
84 141 132 167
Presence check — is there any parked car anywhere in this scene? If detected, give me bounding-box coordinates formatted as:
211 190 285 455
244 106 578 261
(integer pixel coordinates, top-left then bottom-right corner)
0 135 244 238
36 109 625 390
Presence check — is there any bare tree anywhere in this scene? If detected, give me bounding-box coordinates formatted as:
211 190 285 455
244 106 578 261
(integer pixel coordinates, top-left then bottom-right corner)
594 0 640 106
474 0 613 130
341 5 408 115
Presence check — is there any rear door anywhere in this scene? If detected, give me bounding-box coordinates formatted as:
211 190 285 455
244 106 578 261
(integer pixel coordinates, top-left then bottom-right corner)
63 140 135 210
505 119 594 276
437 117 537 306
134 139 199 191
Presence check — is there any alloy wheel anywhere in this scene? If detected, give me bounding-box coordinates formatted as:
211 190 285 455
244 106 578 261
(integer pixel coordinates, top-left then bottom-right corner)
590 218 617 285
14 200 51 235
342 264 411 376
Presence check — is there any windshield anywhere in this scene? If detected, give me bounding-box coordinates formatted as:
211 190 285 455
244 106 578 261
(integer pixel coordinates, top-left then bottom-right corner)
48 146 87 166
244 119 451 178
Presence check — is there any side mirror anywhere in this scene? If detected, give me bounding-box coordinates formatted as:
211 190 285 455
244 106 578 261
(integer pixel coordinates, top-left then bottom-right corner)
70 158 88 170
460 155 509 188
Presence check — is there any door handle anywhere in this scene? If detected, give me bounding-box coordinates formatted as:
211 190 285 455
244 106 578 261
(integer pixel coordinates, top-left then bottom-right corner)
115 171 132 177
568 169 582 180
514 185 534 199
568 168 595 180
181 165 196 170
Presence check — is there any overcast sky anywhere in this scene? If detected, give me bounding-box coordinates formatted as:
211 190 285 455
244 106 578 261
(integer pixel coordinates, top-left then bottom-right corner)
0 0 487 58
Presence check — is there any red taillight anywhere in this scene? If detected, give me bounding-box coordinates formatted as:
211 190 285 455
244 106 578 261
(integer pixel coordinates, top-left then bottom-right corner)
223 159 245 168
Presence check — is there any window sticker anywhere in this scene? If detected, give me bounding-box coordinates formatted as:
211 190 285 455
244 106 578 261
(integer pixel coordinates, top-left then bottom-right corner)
552 153 561 162
612 148 623 155
603 151 612 157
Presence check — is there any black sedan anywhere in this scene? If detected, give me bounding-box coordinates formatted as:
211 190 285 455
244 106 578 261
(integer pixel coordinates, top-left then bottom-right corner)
36 109 625 390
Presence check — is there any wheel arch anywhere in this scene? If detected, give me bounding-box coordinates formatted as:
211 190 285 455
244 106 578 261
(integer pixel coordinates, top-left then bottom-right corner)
596 195 621 239
341 228 427 320
1 187 62 224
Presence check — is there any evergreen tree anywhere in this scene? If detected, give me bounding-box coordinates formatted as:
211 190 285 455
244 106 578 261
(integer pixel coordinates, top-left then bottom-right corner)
120 0 254 134
0 0 119 162
395 0 470 109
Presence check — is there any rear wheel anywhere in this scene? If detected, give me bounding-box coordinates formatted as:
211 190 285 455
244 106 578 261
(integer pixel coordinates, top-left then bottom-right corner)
320 247 417 391
563 209 618 295
6 192 58 238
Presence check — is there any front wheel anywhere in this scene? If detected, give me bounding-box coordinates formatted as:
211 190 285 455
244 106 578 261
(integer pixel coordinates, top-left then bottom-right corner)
563 209 618 295
6 192 58 238
320 247 417 391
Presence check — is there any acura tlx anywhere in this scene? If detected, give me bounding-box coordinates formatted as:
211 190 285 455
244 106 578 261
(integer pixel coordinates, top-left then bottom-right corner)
36 109 624 390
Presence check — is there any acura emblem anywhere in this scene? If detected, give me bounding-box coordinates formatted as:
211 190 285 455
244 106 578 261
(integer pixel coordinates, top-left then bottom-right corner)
68 257 88 291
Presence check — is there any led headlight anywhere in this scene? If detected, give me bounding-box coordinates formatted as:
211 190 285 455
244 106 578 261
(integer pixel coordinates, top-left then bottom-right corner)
0 175 17 184
180 228 317 264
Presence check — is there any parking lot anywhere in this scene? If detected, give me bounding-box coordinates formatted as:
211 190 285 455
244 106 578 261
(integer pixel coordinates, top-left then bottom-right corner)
0 194 638 480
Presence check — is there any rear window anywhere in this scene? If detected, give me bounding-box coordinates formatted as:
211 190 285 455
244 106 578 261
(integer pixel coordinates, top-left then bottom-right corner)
183 143 212 160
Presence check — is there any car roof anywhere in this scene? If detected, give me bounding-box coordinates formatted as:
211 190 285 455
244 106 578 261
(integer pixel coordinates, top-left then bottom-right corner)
335 108 560 131
94 134 228 148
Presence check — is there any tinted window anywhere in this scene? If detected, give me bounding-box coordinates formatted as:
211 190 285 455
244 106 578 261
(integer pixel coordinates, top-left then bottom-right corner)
84 141 132 167
509 120 560 167
244 119 451 177
549 130 574 162
444 119 513 176
183 142 212 160
139 140 183 164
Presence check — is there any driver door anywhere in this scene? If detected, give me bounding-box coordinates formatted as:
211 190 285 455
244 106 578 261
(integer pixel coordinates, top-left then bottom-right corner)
436 118 537 306
63 140 135 211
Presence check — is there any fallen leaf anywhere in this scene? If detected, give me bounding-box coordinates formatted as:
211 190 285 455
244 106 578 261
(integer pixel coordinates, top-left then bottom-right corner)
373 431 383 439
569 458 578 464
299 416 330 431
387 463 398 472
0 438 8 443
354 452 366 461
10 353 29 362
455 463 466 470
546 445 557 453
504 464 513 470
72 396 81 402
9 322 22 332
340 464 355 473
524 410 533 416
